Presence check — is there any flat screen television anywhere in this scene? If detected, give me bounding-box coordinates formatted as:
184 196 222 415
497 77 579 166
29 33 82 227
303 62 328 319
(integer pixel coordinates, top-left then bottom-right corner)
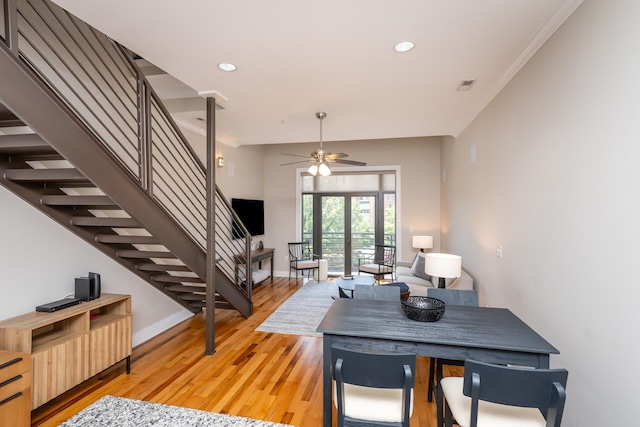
231 198 264 238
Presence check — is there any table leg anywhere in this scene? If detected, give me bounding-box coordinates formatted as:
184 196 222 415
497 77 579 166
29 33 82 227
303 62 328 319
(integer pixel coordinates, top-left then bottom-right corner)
270 254 274 283
322 335 332 427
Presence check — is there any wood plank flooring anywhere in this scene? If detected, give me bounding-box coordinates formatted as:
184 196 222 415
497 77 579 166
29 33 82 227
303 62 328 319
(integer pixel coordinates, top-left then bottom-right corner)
31 278 461 426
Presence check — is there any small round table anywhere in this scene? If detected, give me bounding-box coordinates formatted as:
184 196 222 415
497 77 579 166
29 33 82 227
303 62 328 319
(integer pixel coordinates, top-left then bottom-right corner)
336 275 376 298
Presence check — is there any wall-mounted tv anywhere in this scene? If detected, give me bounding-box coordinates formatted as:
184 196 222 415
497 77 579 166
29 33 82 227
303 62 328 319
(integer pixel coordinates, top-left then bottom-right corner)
231 198 264 238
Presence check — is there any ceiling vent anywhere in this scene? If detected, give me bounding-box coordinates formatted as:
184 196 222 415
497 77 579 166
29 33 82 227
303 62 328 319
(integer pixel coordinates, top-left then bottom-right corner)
457 79 477 91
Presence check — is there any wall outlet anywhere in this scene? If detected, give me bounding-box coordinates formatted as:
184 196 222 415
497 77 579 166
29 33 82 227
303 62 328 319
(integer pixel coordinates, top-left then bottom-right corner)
496 245 503 258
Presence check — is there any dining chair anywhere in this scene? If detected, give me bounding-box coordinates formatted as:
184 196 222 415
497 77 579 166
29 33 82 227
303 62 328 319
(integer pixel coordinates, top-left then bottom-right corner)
288 241 320 285
440 359 568 427
426 289 478 427
331 344 416 427
353 284 400 301
357 244 396 283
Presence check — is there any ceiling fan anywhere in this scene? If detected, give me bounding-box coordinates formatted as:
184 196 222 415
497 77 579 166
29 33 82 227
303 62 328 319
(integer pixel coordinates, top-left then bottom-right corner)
281 112 366 176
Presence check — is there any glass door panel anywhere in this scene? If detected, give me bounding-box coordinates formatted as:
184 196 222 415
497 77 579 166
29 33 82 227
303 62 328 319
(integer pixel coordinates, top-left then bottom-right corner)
302 194 314 245
350 196 375 274
383 193 396 246
320 196 345 276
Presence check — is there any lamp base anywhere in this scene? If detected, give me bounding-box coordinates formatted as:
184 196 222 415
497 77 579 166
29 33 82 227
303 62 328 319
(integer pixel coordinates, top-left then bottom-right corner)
438 277 446 289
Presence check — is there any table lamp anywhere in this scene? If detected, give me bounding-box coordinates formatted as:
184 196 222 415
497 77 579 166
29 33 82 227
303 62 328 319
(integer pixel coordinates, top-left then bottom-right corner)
425 253 461 288
412 235 433 252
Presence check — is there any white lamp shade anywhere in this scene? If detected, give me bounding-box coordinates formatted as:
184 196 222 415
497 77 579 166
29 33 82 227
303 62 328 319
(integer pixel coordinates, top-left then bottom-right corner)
412 235 433 249
318 162 331 176
425 253 461 278
308 164 319 176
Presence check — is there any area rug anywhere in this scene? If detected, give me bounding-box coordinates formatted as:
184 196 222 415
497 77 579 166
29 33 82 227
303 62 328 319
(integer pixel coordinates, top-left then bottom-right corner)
60 395 293 426
255 280 338 337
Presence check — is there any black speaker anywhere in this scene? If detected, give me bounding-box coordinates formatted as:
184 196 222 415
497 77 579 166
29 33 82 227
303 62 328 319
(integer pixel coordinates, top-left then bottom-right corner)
75 277 91 302
88 272 101 300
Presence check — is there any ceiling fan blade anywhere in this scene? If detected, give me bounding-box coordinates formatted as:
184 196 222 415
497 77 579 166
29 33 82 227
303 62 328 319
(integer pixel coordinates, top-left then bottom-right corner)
280 159 314 166
282 153 312 158
333 159 367 166
325 152 349 160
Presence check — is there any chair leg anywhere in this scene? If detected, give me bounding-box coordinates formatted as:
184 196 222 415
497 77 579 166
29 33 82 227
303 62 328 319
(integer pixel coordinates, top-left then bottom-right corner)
444 400 453 427
428 357 435 402
436 359 445 427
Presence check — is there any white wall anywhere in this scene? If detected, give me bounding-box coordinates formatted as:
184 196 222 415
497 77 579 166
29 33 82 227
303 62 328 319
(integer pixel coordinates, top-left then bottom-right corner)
0 187 192 346
441 1 639 425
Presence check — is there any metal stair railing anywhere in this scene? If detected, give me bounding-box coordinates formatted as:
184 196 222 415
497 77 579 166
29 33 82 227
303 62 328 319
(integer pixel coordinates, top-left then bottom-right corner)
1 0 252 301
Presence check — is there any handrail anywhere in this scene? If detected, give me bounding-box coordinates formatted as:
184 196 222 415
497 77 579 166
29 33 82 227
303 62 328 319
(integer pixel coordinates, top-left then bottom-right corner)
1 0 252 298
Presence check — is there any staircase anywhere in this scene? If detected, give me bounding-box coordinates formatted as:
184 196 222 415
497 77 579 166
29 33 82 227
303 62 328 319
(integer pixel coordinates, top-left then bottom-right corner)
0 0 253 320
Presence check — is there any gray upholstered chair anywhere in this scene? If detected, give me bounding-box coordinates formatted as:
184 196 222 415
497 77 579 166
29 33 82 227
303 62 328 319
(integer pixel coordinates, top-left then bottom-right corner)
288 241 319 284
353 284 400 301
332 344 416 427
441 360 568 427
357 244 396 283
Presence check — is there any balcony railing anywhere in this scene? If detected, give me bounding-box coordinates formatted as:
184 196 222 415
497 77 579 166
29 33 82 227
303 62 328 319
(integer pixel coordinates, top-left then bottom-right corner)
303 232 396 275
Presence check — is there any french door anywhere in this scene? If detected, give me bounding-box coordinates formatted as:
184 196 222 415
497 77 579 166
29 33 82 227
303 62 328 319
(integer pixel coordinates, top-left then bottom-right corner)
302 192 395 276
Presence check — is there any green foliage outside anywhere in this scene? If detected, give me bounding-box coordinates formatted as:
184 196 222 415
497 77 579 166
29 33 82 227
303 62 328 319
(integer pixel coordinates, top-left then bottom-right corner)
302 194 395 273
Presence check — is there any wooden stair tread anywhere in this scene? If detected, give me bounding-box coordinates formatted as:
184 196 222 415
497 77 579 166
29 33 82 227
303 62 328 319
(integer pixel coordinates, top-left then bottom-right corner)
71 216 142 227
117 250 177 259
0 134 55 154
177 294 207 301
152 275 203 284
97 235 160 244
5 168 88 182
41 195 117 207
136 263 190 272
165 284 207 293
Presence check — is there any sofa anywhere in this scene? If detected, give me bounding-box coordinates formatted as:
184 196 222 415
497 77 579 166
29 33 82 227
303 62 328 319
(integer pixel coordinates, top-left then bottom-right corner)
395 253 473 297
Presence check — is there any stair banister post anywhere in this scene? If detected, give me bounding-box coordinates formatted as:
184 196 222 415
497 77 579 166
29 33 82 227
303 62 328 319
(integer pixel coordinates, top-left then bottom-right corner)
139 79 153 194
205 96 217 355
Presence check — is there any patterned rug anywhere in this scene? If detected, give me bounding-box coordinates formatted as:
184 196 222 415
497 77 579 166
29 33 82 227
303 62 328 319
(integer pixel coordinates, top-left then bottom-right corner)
61 395 293 426
255 280 338 337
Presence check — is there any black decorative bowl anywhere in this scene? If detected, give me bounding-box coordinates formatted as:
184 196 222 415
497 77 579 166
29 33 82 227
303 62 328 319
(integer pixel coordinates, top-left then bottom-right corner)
401 296 446 322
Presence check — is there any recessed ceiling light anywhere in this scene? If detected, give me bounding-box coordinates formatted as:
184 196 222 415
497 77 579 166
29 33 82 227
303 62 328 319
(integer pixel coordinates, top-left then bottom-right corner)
218 62 237 72
394 40 415 53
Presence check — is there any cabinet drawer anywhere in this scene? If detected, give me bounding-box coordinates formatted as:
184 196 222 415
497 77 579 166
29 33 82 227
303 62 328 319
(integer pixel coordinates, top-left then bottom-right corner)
0 356 30 383
0 370 31 401
0 389 31 427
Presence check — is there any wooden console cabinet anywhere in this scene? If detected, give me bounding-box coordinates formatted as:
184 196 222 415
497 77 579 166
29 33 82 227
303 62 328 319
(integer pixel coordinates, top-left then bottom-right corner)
0 294 131 409
0 350 31 427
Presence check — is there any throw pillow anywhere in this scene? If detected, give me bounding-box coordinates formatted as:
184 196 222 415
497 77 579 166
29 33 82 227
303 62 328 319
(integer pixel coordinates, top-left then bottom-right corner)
410 252 431 281
409 251 421 270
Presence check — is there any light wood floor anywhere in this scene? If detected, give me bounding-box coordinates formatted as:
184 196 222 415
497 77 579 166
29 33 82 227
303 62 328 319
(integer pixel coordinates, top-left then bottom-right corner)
31 277 461 426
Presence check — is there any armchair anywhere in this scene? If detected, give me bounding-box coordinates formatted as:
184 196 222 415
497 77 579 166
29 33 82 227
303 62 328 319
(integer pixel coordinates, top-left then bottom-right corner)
357 244 396 283
288 241 320 285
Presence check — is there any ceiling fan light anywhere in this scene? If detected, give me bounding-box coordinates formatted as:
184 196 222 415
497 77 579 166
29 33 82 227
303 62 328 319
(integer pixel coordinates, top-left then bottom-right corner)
318 162 331 176
308 164 319 176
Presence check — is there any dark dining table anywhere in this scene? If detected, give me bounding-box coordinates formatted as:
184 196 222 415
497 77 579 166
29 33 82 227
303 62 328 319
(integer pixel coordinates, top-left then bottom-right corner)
316 298 559 427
